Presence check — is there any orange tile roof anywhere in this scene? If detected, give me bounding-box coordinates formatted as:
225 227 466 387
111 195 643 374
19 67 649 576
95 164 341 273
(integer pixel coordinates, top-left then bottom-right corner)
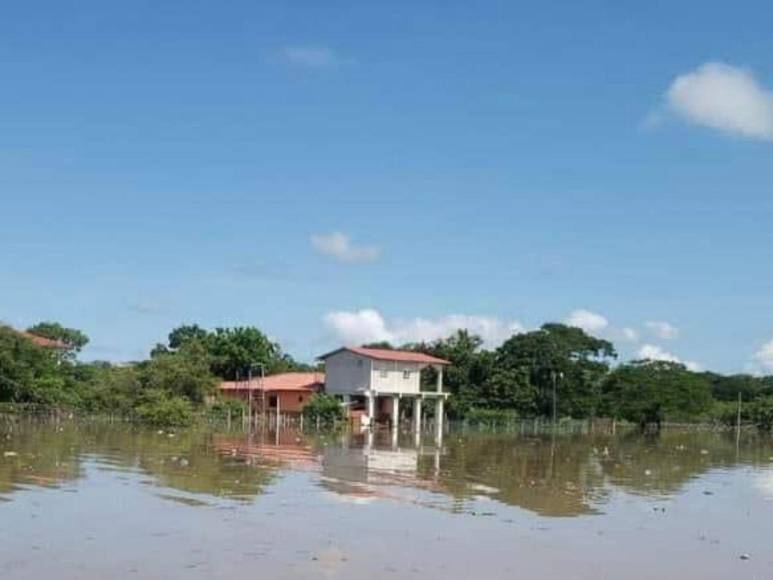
4 326 69 349
23 332 69 349
318 346 450 365
220 372 324 392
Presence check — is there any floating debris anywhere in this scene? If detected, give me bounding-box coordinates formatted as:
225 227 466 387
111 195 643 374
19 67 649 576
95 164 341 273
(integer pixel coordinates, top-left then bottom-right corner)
3 451 17 458
740 553 751 561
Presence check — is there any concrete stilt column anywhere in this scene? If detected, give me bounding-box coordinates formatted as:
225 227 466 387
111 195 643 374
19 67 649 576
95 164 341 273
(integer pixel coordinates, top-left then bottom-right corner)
392 395 400 431
435 397 444 443
366 392 375 428
413 397 422 433
342 394 351 422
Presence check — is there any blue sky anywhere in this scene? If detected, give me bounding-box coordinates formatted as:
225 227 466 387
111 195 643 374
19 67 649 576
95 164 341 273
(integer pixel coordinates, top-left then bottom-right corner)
2 1 773 372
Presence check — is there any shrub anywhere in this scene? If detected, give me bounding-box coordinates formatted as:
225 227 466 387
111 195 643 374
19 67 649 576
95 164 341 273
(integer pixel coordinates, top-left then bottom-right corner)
302 394 345 426
707 400 747 427
207 398 247 421
749 397 773 431
134 390 194 427
463 408 520 425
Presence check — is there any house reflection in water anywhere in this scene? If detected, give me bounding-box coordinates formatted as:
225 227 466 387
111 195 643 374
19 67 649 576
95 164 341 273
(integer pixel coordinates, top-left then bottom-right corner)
205 429 773 518
213 428 447 506
213 429 618 516
318 430 446 504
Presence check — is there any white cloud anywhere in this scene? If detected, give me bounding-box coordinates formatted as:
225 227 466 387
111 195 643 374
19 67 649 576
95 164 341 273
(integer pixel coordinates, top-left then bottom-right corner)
637 344 701 371
324 309 524 348
324 309 391 346
273 46 345 69
311 232 380 264
753 340 773 372
665 62 773 140
621 327 640 343
565 309 609 333
645 320 679 340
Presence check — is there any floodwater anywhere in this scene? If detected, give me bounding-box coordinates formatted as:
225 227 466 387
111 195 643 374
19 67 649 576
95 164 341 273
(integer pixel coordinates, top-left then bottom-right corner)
2 420 773 579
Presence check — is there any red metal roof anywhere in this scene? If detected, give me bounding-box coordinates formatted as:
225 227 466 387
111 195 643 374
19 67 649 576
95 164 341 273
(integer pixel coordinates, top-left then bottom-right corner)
318 346 450 365
220 372 324 392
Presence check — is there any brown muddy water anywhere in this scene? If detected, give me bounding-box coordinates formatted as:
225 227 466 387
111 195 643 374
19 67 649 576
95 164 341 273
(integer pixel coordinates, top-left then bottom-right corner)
1 420 773 579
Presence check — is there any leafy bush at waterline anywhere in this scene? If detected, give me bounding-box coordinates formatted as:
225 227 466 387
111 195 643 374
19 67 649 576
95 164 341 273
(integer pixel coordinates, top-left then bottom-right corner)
134 391 194 427
303 394 345 425
463 408 521 425
207 398 247 422
749 397 773 431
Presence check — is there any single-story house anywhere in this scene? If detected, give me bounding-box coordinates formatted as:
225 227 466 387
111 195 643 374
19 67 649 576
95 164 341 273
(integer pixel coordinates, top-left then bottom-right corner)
220 372 324 415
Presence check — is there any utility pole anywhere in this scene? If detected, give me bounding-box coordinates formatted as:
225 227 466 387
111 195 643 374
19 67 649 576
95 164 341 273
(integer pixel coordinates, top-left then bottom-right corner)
246 367 253 431
551 370 564 428
246 363 266 431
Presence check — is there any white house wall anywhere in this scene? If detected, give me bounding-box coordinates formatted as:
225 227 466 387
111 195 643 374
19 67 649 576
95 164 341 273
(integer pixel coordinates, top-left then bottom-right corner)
323 350 371 395
324 352 426 396
370 360 422 394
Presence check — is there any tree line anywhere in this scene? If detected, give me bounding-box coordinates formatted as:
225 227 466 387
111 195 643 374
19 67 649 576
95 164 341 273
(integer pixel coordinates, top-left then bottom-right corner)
0 322 309 425
394 324 773 429
2 320 773 429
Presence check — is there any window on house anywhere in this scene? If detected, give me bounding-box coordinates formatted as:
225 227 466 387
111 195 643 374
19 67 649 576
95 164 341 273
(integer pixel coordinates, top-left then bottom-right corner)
298 395 303 403
380 368 388 378
357 359 363 367
403 370 411 380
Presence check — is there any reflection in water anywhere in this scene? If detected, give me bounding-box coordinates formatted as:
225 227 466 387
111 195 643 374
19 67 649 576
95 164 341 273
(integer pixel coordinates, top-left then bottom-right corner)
3 419 773 580
0 420 277 503
2 419 773 517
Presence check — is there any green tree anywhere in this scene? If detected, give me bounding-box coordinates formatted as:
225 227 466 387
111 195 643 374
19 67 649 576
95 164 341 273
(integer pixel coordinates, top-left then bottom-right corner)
748 396 773 431
141 341 216 403
168 324 210 350
208 327 283 379
704 372 765 402
27 321 89 356
361 341 395 350
485 323 616 418
418 330 493 416
602 360 713 428
0 325 71 404
159 324 304 379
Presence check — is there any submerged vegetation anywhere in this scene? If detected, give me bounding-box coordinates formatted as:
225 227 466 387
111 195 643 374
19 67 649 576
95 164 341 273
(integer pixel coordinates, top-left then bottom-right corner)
2 320 773 429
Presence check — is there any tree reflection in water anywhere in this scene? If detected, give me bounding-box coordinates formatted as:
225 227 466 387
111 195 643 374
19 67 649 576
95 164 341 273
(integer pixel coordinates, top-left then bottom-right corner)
2 419 773 517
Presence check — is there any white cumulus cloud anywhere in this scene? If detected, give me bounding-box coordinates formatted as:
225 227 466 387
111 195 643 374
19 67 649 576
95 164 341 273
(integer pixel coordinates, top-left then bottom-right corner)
665 62 773 140
621 327 640 342
565 309 609 333
645 320 679 340
324 309 524 349
753 340 773 372
273 46 346 69
324 309 391 346
637 344 701 372
311 232 380 264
